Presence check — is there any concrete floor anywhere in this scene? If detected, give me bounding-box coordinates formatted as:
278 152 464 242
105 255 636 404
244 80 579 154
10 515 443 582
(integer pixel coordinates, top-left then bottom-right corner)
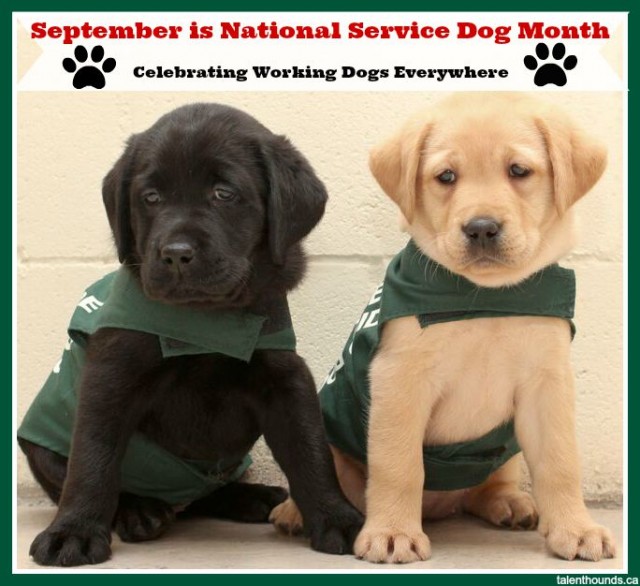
16 503 625 571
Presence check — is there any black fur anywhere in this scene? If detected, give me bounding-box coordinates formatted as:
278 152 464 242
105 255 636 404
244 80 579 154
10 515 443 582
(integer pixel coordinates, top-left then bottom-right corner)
21 104 363 567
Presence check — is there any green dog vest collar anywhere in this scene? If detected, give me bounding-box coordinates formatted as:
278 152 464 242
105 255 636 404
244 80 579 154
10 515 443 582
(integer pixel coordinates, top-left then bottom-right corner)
319 240 576 491
18 268 297 505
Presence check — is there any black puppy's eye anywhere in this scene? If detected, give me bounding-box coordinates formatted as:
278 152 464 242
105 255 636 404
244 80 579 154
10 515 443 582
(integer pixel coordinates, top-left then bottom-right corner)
437 170 456 184
143 190 161 205
213 187 236 202
509 164 531 178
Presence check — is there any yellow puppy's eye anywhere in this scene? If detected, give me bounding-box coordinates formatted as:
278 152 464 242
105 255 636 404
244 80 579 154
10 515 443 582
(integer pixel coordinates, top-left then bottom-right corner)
437 170 456 184
509 164 530 178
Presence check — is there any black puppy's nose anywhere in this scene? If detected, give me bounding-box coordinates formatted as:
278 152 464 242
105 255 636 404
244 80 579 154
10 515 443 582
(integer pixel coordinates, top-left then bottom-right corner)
161 242 194 266
462 217 502 245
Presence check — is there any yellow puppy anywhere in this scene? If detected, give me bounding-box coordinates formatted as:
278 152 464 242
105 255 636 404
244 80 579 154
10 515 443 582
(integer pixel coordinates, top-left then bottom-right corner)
271 93 615 564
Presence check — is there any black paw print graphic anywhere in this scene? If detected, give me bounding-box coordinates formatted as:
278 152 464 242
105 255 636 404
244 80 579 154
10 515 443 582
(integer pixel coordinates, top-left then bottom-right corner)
62 45 116 89
524 43 577 87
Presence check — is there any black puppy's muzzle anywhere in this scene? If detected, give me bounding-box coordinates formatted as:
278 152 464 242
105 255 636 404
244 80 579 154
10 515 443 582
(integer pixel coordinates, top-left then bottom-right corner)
161 242 195 271
144 235 250 305
462 216 503 249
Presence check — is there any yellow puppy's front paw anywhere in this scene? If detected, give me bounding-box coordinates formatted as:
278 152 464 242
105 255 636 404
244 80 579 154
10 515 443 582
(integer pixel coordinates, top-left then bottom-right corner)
354 526 431 564
545 523 616 561
269 498 304 536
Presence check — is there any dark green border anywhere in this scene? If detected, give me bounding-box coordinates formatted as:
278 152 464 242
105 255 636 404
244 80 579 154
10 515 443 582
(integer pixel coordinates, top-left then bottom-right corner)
8 0 635 581
3 1 638 9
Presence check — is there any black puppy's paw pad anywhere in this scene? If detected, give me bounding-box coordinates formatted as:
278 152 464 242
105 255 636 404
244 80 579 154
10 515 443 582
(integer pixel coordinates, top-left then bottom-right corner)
308 505 365 556
311 525 352 555
29 525 111 567
62 44 116 89
114 494 175 543
523 42 577 87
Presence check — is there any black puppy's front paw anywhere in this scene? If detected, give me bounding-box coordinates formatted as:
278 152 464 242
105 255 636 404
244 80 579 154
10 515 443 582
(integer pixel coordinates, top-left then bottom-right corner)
114 493 176 542
307 503 364 555
29 522 111 567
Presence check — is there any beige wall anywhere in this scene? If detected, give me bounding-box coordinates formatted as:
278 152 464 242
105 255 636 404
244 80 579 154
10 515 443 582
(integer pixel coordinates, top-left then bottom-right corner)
17 92 624 503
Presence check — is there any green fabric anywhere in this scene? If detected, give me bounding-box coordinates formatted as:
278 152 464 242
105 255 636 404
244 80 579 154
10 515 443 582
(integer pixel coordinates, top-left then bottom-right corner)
18 268 297 505
66 269 296 361
319 240 576 491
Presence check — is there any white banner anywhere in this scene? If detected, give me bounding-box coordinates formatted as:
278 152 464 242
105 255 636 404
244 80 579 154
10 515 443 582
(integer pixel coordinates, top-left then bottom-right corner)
16 11 626 91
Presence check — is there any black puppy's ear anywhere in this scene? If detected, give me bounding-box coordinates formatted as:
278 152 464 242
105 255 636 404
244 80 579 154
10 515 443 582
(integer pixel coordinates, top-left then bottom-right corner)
102 137 138 263
262 136 328 265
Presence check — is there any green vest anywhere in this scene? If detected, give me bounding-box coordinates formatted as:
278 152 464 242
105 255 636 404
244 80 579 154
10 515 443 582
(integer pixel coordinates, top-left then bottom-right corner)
18 268 297 505
319 240 576 491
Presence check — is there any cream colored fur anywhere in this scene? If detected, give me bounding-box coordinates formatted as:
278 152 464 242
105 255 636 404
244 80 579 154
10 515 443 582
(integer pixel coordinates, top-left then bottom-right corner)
270 93 615 564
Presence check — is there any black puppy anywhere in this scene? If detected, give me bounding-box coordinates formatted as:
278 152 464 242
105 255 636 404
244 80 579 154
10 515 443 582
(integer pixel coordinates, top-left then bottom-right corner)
19 103 363 567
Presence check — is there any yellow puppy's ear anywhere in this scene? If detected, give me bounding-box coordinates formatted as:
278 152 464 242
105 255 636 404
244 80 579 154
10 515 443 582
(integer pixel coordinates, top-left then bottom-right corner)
535 112 607 215
369 119 431 223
